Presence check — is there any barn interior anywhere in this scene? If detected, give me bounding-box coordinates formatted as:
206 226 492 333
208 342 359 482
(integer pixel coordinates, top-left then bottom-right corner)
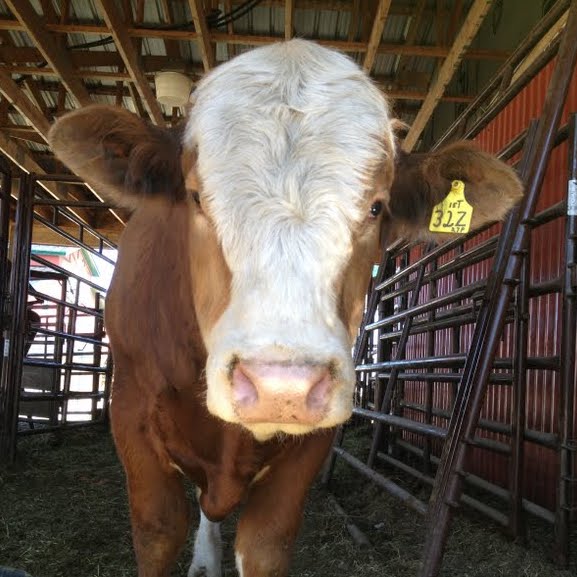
0 1 576 576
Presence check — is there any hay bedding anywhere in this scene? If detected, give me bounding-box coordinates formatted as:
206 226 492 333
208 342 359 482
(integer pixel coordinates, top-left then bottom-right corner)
0 426 575 577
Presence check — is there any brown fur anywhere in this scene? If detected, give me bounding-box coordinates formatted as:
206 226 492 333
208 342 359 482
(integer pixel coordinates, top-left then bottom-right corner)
48 105 523 577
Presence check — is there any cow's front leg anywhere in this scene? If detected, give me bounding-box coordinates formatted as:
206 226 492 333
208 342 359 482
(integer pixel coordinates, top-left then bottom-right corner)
112 397 190 577
120 448 190 577
234 431 334 577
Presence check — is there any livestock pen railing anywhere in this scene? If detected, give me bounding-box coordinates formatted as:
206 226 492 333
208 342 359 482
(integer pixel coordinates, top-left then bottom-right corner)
0 173 117 462
324 3 577 577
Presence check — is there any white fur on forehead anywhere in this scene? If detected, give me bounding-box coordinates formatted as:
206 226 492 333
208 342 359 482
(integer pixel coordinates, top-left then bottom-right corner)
184 40 394 273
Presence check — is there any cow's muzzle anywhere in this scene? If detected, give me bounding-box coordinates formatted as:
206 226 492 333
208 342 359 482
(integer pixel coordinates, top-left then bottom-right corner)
230 360 334 425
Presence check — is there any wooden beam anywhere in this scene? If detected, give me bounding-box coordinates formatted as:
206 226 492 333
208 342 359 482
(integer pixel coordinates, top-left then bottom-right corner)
0 130 95 226
0 126 47 145
23 79 49 117
363 0 392 73
0 69 51 139
187 0 215 71
224 0 237 59
285 0 294 40
511 8 568 85
0 20 511 61
402 0 492 152
159 0 183 59
95 0 165 125
395 0 427 79
3 0 91 107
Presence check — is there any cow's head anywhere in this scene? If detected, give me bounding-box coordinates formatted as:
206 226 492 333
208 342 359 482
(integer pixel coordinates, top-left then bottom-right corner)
49 40 522 440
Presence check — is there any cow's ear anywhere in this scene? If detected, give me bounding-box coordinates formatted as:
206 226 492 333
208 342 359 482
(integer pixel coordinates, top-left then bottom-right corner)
48 105 185 207
384 141 524 242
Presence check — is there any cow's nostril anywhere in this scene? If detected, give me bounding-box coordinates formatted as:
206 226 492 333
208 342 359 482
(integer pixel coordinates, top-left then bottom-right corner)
306 370 332 411
231 365 259 407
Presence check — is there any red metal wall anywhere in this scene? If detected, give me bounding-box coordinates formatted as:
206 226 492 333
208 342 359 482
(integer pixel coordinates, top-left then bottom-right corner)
403 60 577 511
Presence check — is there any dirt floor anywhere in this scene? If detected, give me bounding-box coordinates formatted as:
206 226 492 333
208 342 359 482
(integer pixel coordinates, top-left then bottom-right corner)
0 425 576 577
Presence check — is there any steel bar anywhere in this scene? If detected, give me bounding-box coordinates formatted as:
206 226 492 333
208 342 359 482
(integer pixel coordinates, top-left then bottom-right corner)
367 256 429 467
377 452 509 526
17 419 105 436
23 359 108 373
395 440 556 524
357 354 559 372
419 4 577 575
554 111 577 566
0 175 34 463
354 406 511 455
20 391 106 401
367 280 486 331
333 446 428 515
380 238 498 305
33 214 117 264
30 254 109 294
33 326 110 348
35 199 115 208
26 290 105 319
400 401 558 448
509 248 530 538
382 371 512 384
0 166 11 397
36 202 118 250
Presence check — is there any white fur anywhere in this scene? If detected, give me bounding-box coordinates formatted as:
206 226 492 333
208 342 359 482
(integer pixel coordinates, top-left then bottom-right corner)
235 552 244 577
185 40 395 437
188 510 222 577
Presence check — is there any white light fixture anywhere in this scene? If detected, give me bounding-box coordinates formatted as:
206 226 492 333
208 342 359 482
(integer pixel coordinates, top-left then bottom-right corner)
155 71 193 107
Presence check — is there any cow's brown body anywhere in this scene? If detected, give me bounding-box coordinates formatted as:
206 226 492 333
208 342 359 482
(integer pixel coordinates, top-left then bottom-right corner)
107 203 333 576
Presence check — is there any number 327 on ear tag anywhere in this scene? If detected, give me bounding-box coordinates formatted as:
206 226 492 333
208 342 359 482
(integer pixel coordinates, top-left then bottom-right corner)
429 179 473 234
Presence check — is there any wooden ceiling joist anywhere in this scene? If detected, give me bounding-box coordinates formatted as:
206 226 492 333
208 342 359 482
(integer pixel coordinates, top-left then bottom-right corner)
3 0 92 108
0 69 51 140
363 0 392 73
402 0 493 151
0 130 97 227
285 0 295 40
95 0 165 126
0 19 510 61
187 0 216 71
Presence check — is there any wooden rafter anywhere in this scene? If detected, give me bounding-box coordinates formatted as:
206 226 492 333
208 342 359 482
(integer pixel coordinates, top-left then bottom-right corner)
159 0 183 59
0 130 98 226
95 0 165 126
187 0 215 72
402 0 493 151
0 70 51 139
0 20 510 61
4 0 91 108
285 0 295 40
363 0 392 73
395 0 427 79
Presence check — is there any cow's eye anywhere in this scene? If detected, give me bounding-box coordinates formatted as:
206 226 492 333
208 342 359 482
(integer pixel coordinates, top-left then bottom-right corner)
370 200 383 218
190 190 201 207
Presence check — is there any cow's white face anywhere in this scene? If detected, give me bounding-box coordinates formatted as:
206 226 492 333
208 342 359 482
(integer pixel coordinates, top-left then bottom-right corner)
48 41 523 441
184 40 395 439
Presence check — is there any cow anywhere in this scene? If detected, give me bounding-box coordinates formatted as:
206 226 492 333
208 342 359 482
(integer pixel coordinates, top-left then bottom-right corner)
48 40 523 577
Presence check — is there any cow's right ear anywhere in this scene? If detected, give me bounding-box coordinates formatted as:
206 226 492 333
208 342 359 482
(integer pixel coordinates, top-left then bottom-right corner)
383 140 524 243
48 105 185 207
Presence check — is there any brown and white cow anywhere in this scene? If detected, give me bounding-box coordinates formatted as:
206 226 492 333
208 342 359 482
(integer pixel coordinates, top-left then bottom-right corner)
48 40 522 577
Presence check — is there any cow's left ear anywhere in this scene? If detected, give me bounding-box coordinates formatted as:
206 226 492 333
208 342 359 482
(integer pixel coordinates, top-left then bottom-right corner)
383 140 524 242
48 105 186 207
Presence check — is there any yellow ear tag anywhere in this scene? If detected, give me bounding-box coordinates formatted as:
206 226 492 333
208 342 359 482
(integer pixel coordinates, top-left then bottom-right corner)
429 180 473 234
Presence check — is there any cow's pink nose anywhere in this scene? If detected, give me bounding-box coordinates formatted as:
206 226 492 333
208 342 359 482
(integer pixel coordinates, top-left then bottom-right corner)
231 361 333 425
